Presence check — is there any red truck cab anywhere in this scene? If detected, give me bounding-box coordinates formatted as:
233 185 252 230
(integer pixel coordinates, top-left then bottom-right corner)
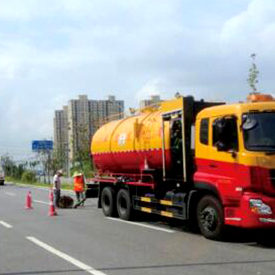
195 99 275 238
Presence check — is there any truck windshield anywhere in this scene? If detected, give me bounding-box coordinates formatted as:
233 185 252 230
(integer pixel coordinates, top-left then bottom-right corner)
243 112 275 152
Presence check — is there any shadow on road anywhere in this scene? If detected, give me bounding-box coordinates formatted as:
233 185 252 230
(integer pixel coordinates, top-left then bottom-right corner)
133 212 275 248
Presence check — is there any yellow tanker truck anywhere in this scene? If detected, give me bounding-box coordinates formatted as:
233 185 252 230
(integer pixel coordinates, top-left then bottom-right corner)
89 94 275 240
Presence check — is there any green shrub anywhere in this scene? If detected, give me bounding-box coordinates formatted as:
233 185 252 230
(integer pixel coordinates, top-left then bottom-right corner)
21 171 36 183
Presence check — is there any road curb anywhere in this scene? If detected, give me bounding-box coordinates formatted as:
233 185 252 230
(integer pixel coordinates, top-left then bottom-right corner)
9 182 75 194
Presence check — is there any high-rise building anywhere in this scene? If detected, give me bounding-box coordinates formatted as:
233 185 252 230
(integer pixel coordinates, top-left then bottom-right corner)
53 105 68 152
67 95 91 162
53 95 124 166
53 106 69 173
139 95 162 109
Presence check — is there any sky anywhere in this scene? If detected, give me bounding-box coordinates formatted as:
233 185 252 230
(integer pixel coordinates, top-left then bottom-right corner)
0 0 275 161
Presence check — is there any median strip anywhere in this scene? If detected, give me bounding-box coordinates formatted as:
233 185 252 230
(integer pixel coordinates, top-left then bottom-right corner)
26 236 107 275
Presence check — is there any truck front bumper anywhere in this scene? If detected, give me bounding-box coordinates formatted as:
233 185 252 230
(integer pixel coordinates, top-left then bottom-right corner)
224 192 275 229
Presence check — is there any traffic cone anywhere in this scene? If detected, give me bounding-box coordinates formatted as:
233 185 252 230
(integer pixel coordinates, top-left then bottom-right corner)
49 188 54 200
25 191 33 210
48 189 57 216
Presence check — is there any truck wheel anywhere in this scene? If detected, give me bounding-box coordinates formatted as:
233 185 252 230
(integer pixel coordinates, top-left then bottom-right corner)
116 189 132 220
101 187 116 217
197 195 225 240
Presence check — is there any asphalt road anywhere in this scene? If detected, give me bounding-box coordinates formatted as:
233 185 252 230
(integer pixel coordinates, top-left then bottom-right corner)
1 183 275 275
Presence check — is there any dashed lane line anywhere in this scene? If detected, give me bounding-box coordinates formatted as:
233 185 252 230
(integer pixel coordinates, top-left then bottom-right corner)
5 192 16 196
0 221 13 228
106 217 175 233
26 236 107 275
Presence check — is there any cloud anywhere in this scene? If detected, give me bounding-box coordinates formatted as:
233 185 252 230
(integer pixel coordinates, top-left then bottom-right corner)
0 0 275 159
135 78 167 102
220 0 275 54
0 0 35 21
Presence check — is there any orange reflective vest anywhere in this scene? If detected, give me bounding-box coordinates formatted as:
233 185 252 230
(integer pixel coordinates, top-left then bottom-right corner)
73 175 84 192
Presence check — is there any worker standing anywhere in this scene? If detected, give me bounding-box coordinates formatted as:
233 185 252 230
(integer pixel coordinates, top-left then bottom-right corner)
52 170 63 207
73 171 85 206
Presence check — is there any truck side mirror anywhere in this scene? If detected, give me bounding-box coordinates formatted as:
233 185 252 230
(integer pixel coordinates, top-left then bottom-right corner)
241 116 258 131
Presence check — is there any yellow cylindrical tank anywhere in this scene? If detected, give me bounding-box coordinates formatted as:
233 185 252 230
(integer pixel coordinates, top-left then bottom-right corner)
91 108 171 174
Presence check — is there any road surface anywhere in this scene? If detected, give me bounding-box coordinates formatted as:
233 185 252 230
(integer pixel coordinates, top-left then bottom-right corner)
0 183 275 275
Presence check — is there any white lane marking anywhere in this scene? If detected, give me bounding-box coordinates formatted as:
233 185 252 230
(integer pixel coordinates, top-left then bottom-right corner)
5 192 16 196
33 200 49 205
106 217 175 233
0 221 13 228
26 237 107 275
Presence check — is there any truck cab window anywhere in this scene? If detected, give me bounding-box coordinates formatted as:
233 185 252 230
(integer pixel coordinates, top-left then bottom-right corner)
242 112 275 152
213 116 238 151
200 118 209 145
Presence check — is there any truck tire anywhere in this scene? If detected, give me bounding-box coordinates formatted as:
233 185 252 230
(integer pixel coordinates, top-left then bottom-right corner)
197 195 225 240
116 189 133 220
101 187 116 217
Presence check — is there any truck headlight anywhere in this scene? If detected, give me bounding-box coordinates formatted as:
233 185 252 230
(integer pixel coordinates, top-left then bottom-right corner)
249 199 272 215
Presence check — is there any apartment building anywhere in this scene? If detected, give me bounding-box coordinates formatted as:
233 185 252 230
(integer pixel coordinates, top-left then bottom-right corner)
53 106 69 174
139 95 162 109
53 106 68 153
53 95 124 165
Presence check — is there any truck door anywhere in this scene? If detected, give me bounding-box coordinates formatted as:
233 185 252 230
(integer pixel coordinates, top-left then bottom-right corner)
208 116 241 202
162 111 186 181
195 115 242 204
